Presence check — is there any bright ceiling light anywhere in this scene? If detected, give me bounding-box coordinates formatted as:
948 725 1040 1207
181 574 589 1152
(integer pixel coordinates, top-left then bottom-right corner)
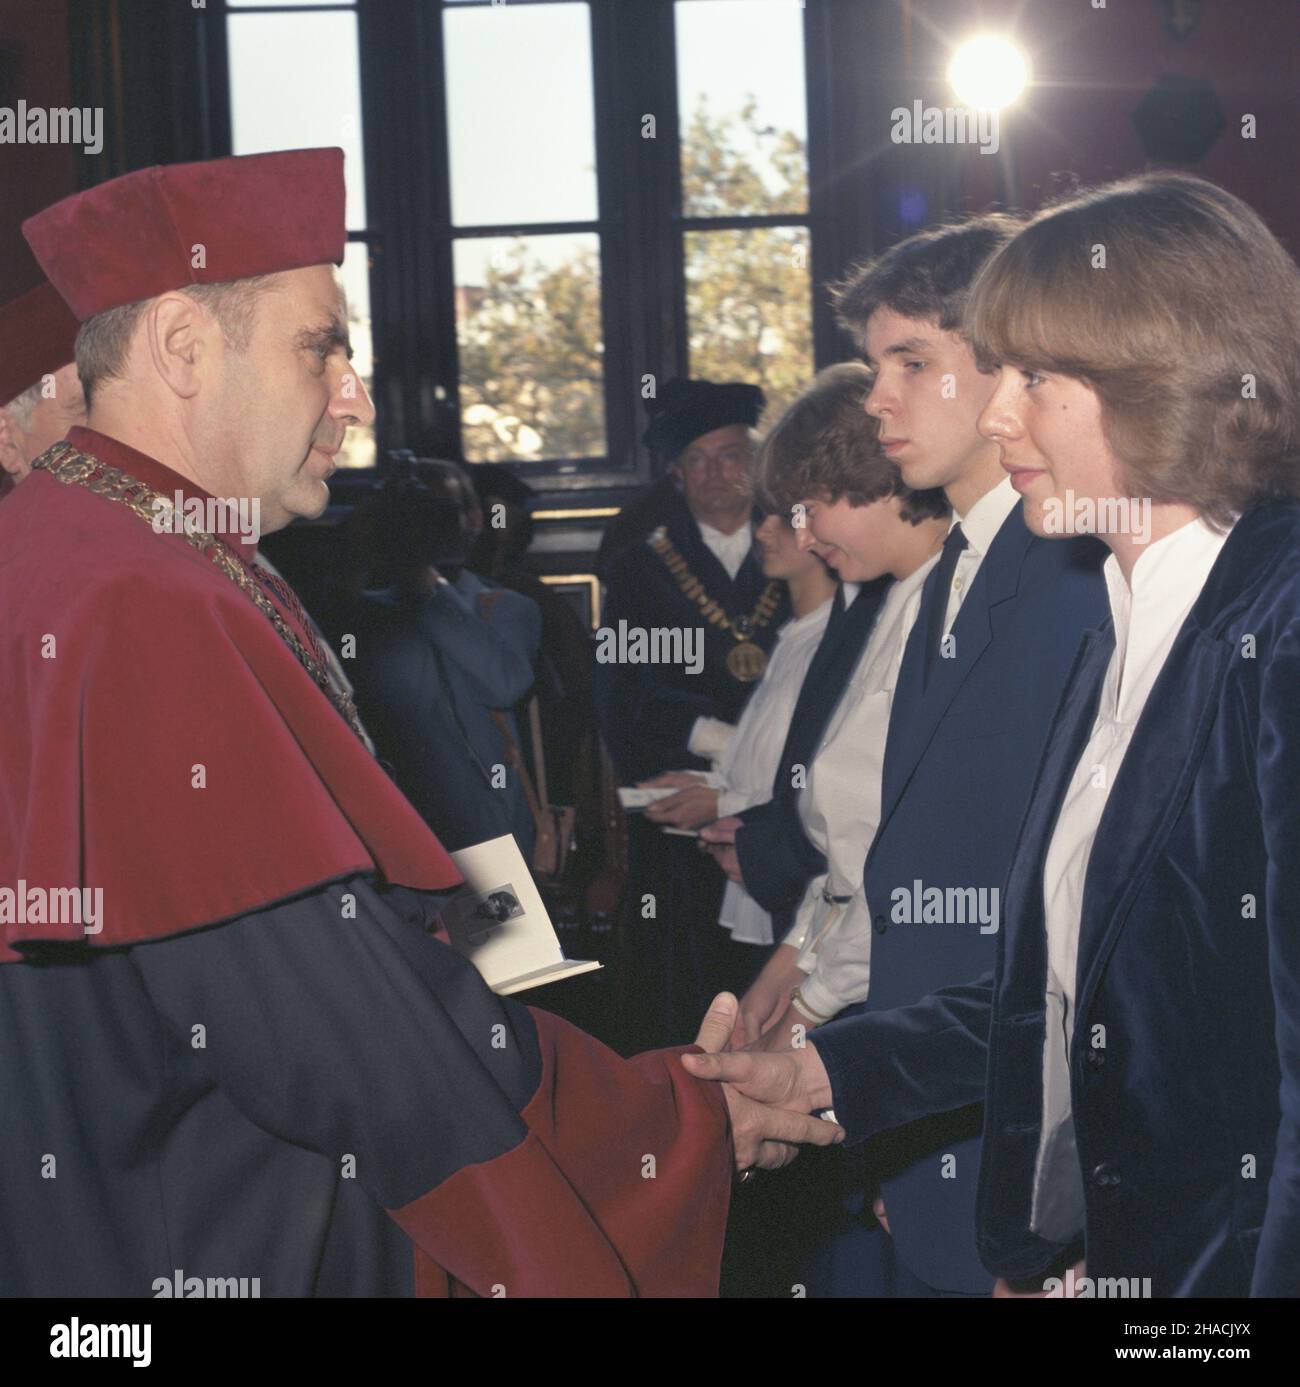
948 35 1030 111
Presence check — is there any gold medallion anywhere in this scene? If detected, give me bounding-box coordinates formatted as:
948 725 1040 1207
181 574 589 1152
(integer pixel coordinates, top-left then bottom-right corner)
646 531 782 685
726 640 768 682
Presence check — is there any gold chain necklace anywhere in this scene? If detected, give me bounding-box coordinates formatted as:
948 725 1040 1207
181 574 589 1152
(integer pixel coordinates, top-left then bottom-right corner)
648 527 782 682
33 443 370 745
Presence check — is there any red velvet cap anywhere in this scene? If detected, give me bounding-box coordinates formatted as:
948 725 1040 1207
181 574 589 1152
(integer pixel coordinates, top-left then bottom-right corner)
22 148 346 322
0 280 80 406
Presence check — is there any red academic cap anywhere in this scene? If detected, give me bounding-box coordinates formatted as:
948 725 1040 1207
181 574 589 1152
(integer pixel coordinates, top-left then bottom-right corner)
0 280 80 406
22 147 346 322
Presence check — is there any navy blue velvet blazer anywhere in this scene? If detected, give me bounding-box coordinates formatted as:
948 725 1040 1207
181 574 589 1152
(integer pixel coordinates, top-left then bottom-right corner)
817 502 1300 1297
978 500 1300 1297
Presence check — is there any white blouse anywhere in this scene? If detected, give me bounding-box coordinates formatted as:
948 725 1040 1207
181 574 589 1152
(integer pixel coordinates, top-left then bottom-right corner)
783 559 936 1017
714 595 835 944
1030 517 1232 1243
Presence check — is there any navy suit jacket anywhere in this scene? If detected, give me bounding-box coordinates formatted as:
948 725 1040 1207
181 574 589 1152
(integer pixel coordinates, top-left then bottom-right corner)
733 579 888 914
814 503 1107 1293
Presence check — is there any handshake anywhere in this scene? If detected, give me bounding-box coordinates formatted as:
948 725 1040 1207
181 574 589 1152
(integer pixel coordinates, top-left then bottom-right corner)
682 992 844 1173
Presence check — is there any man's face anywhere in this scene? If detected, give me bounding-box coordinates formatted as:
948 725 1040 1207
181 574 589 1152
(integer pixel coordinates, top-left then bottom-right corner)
205 264 375 534
0 362 86 483
438 472 484 542
977 365 1124 537
672 423 754 525
796 492 901 583
861 308 999 495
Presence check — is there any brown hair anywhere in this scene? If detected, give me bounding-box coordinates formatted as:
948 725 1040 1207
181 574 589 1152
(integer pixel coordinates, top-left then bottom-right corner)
832 213 1023 339
965 172 1300 526
75 274 280 404
755 362 948 524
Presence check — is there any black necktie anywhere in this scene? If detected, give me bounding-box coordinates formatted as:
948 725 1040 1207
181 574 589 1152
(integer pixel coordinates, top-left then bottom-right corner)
923 523 968 686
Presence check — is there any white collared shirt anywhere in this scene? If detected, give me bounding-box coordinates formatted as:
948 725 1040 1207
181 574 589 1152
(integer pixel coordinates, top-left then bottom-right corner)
714 595 835 944
697 519 754 581
1030 516 1233 1242
782 560 937 1018
942 474 1021 635
781 479 1017 1021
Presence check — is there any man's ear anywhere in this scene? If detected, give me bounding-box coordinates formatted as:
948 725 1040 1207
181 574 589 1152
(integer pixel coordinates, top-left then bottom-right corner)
143 292 214 400
0 410 28 482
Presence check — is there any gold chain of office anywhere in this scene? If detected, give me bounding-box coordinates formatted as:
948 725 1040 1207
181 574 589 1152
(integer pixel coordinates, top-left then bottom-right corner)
648 529 781 683
32 443 371 745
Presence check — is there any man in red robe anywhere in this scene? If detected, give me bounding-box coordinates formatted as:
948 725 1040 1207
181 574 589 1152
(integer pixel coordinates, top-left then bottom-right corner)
0 280 83 498
0 147 841 1297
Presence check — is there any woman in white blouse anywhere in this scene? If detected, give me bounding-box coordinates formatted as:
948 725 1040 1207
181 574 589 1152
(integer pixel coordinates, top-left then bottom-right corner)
957 172 1300 1294
735 369 950 1047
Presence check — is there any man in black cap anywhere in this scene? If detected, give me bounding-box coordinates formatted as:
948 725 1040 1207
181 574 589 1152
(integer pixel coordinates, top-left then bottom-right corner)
595 378 790 1049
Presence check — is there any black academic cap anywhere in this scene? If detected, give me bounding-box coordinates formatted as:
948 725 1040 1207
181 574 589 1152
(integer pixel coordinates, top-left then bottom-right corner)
642 378 766 461
468 462 534 511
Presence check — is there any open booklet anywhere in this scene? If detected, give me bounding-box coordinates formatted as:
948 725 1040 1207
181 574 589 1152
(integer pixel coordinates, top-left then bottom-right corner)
441 834 601 996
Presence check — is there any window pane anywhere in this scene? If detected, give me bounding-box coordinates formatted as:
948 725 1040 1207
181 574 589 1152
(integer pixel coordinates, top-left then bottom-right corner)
228 10 367 230
684 226 811 422
676 0 808 217
443 2 597 226
336 241 375 470
454 234 606 461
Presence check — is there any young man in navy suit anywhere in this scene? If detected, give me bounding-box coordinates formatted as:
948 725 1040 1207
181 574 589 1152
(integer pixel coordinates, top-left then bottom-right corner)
689 215 1109 1297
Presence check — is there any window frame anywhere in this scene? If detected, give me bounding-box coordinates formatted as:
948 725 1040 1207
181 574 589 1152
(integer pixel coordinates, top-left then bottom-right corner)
160 0 850 499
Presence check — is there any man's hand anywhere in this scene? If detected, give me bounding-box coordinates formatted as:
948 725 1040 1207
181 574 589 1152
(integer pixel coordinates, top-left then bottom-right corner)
684 1020 834 1111
646 783 720 830
751 1003 806 1052
693 990 743 1055
993 1259 1086 1297
702 841 744 886
689 994 844 1171
872 1197 890 1235
639 771 708 791
700 815 743 846
700 816 745 885
735 944 804 1049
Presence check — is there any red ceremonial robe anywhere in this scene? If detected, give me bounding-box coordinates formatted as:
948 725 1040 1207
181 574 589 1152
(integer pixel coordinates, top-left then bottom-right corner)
0 427 731 1296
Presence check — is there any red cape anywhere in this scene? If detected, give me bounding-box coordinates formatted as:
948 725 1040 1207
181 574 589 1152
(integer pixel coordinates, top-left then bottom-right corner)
0 428 735 1296
402 1013 733 1297
0 428 459 959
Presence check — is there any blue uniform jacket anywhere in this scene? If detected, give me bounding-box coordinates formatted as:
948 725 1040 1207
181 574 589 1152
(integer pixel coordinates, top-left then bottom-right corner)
815 503 1107 1292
